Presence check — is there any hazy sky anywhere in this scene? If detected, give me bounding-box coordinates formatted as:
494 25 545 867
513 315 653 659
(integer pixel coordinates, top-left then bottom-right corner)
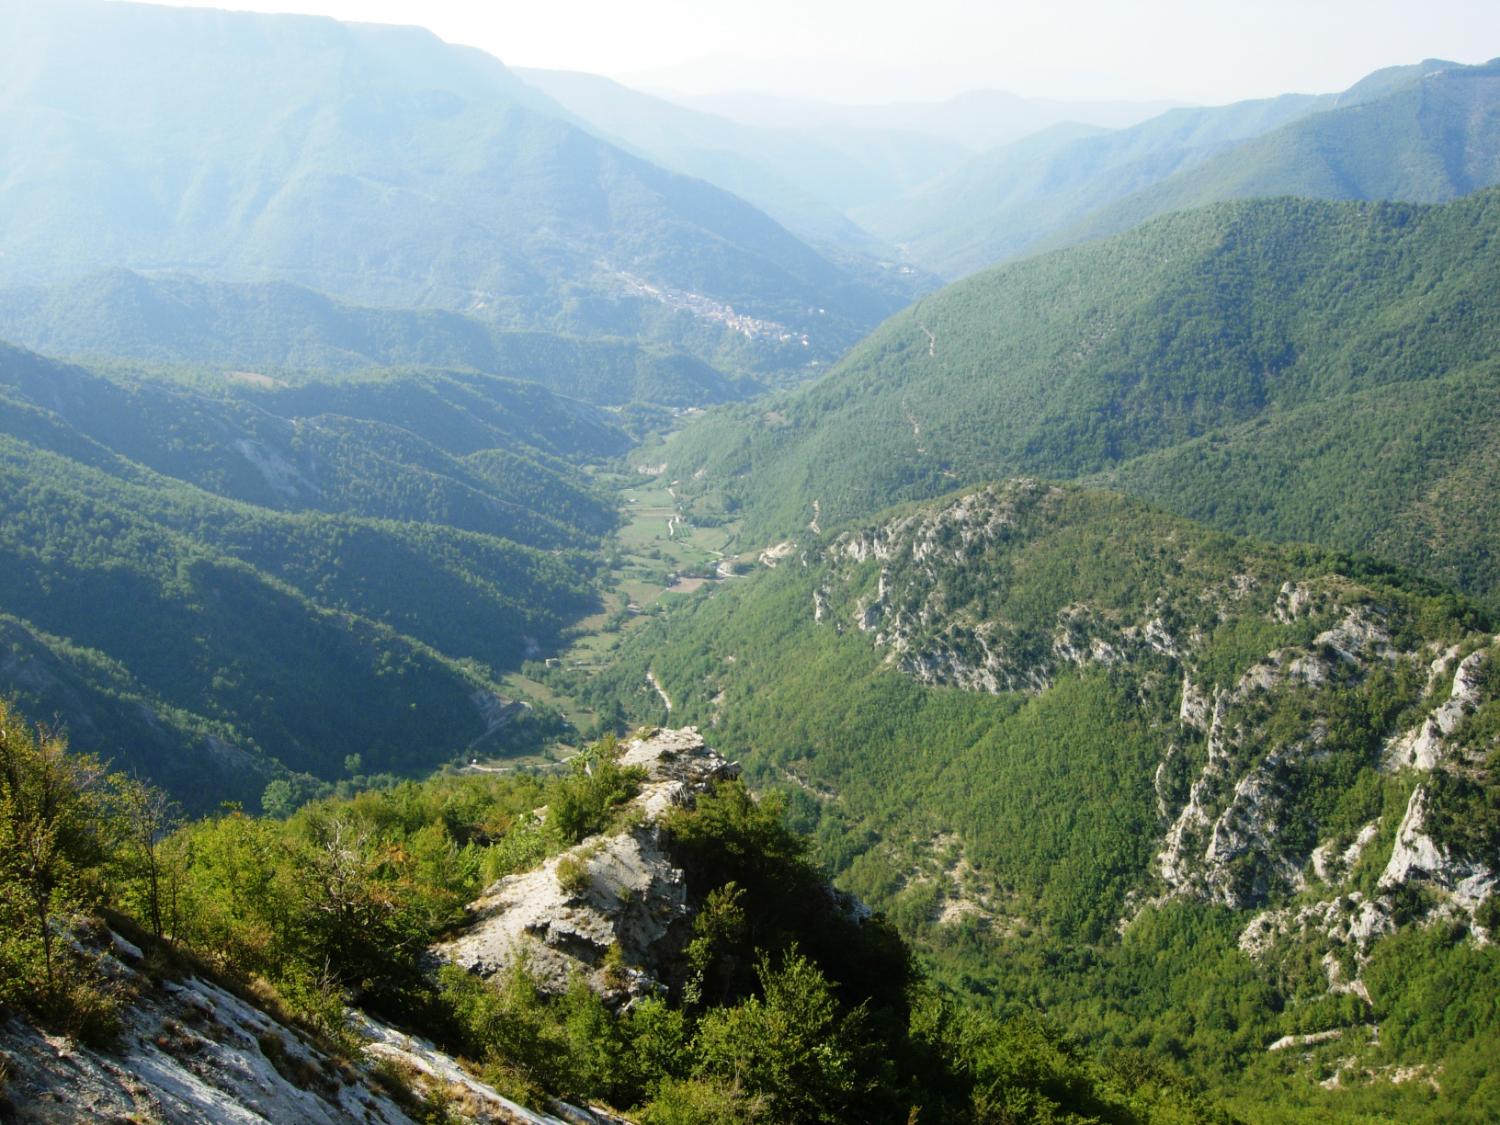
118 0 1500 104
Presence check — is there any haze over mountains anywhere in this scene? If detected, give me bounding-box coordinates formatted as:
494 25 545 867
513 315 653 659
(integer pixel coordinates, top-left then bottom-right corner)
857 57 1500 276
673 88 1183 149
1 0 1498 1120
0 270 744 406
0 0 914 379
520 67 1179 252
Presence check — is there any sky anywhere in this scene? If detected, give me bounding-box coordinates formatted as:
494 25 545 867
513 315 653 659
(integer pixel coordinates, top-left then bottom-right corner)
114 0 1500 105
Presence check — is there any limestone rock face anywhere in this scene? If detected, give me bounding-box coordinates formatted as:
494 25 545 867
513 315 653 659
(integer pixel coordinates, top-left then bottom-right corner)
821 485 1500 942
1382 646 1488 771
1232 638 1500 1006
0 730 744 1125
433 727 739 1001
619 726 740 818
0 931 572 1125
822 480 1071 695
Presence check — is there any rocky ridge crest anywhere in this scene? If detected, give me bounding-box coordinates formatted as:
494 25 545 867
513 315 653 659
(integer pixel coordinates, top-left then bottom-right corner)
807 482 1498 1012
434 728 739 1002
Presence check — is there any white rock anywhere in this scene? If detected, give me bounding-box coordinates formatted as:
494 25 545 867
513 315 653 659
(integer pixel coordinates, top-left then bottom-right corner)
435 729 737 999
1379 788 1446 889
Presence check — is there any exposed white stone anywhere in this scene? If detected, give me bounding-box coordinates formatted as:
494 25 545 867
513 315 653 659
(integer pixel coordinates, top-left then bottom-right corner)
1322 951 1371 1003
1313 607 1391 665
354 1013 572 1124
1274 580 1319 623
1238 892 1393 962
231 436 319 500
1379 787 1446 889
1312 822 1379 883
1178 675 1212 731
0 964 451 1125
1424 644 1463 693
1141 617 1181 658
1268 1028 1343 1052
1383 644 1492 770
758 540 796 567
434 728 738 999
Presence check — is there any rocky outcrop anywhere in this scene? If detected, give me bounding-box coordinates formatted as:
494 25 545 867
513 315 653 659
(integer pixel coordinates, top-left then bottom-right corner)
820 481 1077 694
1232 638 1499 1015
1379 786 1496 910
433 728 739 1002
1382 646 1488 771
0 730 749 1125
0 931 576 1125
804 478 1498 1081
821 485 1498 934
1144 607 1492 913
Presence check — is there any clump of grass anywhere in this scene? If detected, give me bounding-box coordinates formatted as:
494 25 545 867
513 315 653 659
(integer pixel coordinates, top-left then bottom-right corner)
556 853 592 896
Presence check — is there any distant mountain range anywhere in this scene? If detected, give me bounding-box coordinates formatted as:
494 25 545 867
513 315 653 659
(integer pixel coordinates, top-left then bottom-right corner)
0 0 916 378
858 58 1500 277
673 87 1184 150
521 69 1179 235
516 68 959 255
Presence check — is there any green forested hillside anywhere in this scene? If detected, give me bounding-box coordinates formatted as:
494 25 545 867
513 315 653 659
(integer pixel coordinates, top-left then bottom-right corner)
0 342 622 541
2 8 1497 1117
0 1 906 377
855 58 1479 278
660 190 1500 600
854 94 1317 278
1059 60 1500 249
0 705 1235 1122
570 480 1500 1119
0 272 745 407
0 344 622 807
1096 365 1500 601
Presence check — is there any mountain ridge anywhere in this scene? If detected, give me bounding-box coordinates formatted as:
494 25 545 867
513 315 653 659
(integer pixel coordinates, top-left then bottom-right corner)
0 270 745 407
0 0 906 377
658 188 1500 601
856 57 1483 278
569 477 1499 1114
0 342 622 805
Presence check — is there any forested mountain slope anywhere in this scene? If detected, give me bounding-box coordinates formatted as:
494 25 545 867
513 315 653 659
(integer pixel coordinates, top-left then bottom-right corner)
1059 58 1500 249
0 711 1234 1123
576 480 1499 1118
0 271 743 407
0 0 905 377
856 58 1474 278
0 344 622 807
660 190 1500 601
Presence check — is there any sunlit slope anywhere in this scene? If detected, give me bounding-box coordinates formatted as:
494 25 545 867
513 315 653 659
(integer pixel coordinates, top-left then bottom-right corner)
580 479 1500 1118
662 190 1500 599
1060 59 1500 250
857 58 1486 278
